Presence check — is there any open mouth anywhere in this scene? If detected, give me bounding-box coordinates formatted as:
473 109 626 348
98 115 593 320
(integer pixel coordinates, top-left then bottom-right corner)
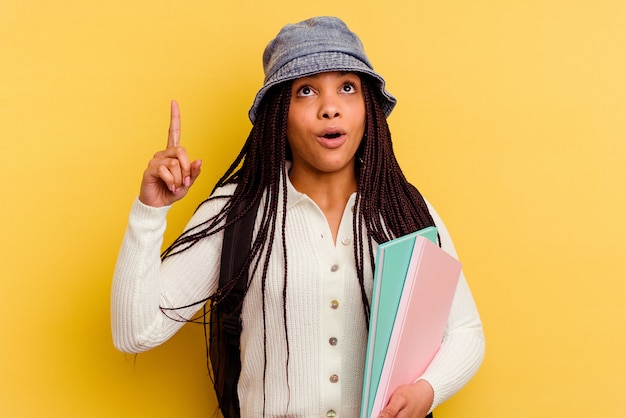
322 132 342 139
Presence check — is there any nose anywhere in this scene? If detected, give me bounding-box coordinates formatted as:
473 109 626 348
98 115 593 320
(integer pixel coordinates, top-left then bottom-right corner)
318 93 341 119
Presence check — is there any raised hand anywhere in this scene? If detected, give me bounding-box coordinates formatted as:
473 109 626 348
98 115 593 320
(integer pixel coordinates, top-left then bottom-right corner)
139 100 202 207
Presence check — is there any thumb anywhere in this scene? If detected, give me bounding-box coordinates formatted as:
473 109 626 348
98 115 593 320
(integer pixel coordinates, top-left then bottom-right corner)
189 159 203 185
378 395 402 418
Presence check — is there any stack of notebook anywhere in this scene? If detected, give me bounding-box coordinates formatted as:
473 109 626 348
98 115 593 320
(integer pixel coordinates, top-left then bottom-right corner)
360 227 462 418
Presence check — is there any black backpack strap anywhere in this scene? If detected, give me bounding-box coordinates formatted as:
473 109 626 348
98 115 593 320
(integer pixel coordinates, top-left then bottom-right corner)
220 198 259 342
211 197 260 418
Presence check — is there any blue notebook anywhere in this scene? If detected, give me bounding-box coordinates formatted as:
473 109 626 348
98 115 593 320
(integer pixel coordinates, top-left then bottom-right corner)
360 226 439 418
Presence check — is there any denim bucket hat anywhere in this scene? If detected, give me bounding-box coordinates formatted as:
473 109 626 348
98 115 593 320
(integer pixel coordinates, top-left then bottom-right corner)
248 16 397 124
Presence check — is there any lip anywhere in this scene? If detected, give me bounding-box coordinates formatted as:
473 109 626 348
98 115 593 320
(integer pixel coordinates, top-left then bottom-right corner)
316 128 347 149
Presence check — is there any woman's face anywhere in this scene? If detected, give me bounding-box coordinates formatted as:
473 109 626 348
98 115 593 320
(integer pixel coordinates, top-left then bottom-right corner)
286 71 366 180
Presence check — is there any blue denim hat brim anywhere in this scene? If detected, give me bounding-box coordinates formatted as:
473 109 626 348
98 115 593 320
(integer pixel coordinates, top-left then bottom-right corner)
248 17 397 124
248 51 397 123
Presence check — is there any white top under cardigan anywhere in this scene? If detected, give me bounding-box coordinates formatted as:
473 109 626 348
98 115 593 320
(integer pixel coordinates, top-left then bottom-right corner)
111 177 485 418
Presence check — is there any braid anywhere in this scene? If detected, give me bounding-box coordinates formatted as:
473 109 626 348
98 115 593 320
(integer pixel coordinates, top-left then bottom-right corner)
161 81 292 295
353 76 436 326
159 81 292 417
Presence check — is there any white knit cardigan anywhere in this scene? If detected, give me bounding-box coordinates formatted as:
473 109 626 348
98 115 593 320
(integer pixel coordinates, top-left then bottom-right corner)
111 179 485 417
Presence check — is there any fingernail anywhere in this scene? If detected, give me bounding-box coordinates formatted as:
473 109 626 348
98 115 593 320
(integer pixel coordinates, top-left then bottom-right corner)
184 176 191 187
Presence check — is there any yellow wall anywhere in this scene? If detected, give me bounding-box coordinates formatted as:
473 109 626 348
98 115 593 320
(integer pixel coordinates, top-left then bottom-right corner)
1 0 625 416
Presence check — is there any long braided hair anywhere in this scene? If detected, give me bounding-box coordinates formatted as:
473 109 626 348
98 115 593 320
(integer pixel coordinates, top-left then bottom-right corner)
160 74 435 414
161 74 434 308
161 79 292 306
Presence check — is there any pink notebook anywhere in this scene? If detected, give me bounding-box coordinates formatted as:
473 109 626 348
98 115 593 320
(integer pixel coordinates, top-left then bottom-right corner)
370 236 462 415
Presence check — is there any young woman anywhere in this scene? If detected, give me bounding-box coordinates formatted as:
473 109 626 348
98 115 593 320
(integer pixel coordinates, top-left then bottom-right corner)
112 16 485 418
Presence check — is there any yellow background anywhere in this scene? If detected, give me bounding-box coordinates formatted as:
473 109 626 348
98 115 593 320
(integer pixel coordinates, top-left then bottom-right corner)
1 0 625 416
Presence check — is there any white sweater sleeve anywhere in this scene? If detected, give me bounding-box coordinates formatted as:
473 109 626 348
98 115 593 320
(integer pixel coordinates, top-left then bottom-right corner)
111 197 225 353
419 202 486 411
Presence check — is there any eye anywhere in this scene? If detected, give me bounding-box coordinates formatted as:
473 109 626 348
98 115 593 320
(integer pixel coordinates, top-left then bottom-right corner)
341 82 357 94
296 86 315 97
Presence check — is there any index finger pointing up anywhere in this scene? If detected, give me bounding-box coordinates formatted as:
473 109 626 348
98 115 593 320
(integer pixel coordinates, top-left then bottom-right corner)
168 100 181 148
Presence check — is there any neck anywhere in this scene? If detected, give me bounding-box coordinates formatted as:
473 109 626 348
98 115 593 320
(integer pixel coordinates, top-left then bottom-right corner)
289 166 357 210
289 164 357 243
